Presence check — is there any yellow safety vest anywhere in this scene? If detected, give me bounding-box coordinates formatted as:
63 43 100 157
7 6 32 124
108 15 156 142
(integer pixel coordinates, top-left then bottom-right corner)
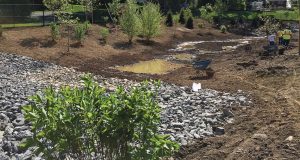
277 30 283 37
282 29 292 40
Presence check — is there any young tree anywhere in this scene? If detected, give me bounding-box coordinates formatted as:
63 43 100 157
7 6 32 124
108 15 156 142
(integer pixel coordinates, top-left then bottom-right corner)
179 9 185 24
55 2 79 52
107 0 122 24
185 17 194 29
165 11 173 27
140 2 163 42
119 0 140 44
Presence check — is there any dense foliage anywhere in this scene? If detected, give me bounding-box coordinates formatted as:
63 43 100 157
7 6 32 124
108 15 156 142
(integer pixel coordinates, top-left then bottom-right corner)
140 2 163 41
21 75 179 159
199 4 214 23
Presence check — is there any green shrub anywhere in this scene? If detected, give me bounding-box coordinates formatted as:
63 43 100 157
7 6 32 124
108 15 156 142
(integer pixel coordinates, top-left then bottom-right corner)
199 5 215 23
140 2 163 41
185 17 194 29
120 0 140 44
100 27 110 44
21 75 179 159
83 21 91 34
103 16 109 23
197 22 204 29
74 23 86 44
179 9 185 24
183 8 193 23
50 23 60 41
165 11 173 27
220 25 227 33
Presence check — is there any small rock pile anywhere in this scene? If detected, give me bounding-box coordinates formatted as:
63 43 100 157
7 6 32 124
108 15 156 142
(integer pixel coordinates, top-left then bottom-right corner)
0 53 251 159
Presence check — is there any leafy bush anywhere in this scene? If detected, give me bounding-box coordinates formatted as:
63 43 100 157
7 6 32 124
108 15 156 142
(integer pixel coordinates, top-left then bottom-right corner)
220 25 227 33
21 75 179 159
179 8 193 25
183 8 193 23
119 0 140 44
140 2 163 41
185 17 194 29
179 10 185 24
100 27 110 44
165 11 173 27
74 23 86 44
197 22 204 29
199 5 215 23
103 16 109 23
83 21 91 34
50 23 60 41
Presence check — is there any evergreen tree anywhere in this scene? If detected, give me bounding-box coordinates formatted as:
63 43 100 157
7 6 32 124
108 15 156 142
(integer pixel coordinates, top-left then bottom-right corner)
165 11 173 27
179 9 185 24
185 17 194 29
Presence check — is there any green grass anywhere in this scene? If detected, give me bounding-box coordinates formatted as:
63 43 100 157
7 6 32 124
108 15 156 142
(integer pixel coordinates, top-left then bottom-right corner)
65 4 85 13
220 9 299 21
1 23 44 28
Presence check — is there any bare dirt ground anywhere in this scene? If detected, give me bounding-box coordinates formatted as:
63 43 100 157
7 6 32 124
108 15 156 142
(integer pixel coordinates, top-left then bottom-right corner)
0 22 300 159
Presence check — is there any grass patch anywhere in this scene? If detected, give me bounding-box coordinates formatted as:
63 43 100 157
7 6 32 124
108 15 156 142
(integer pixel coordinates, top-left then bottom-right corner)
1 23 44 28
219 9 299 21
65 4 85 13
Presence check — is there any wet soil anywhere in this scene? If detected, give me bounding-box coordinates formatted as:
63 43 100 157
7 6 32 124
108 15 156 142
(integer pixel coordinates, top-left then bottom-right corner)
0 22 300 159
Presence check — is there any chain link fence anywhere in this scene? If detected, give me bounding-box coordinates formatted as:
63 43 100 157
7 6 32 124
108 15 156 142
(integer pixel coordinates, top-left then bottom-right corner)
0 4 56 28
0 4 110 28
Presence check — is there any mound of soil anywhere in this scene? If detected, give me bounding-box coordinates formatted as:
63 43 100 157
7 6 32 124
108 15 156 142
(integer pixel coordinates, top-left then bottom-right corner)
256 66 293 77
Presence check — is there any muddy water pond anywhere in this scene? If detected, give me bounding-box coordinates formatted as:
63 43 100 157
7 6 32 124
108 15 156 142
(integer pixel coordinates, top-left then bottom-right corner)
116 59 185 75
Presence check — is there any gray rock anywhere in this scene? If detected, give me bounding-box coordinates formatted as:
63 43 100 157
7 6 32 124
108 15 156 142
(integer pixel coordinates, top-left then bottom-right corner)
0 153 10 160
213 127 225 135
252 133 268 140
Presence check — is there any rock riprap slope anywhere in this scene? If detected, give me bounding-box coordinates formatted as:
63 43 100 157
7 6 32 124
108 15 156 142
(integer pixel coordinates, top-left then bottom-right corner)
0 53 251 159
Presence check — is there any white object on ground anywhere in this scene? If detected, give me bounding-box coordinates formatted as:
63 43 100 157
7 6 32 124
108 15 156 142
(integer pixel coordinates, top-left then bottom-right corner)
192 83 202 92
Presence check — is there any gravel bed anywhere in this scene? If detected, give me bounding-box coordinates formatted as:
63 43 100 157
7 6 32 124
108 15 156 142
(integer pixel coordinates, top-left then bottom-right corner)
0 53 251 159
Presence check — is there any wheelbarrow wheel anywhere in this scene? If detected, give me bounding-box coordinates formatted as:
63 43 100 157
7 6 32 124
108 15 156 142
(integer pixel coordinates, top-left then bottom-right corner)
206 68 215 78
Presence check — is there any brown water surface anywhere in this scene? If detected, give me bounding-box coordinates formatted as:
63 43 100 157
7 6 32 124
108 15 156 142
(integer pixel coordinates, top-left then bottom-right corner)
116 59 184 75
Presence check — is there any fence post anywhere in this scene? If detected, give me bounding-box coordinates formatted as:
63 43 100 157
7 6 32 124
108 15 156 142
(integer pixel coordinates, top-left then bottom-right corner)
43 9 45 26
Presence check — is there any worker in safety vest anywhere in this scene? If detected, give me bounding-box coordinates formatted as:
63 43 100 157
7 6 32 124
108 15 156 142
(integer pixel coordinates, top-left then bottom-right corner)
277 29 283 45
282 27 292 48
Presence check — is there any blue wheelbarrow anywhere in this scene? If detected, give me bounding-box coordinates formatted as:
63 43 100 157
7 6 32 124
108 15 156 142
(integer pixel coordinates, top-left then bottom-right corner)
192 60 215 78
